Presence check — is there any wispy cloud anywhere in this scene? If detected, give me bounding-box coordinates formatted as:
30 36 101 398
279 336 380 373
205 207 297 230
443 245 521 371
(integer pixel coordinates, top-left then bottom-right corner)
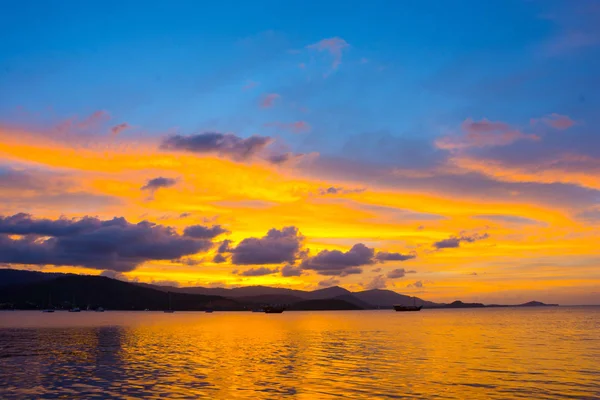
261 93 280 108
307 37 349 70
436 118 539 150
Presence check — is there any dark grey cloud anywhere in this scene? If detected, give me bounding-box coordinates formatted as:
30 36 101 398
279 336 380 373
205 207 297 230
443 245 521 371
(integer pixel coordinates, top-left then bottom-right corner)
212 254 227 263
231 226 303 265
387 268 416 279
375 251 416 262
301 243 375 276
160 132 273 161
218 239 233 253
372 267 382 273
141 177 178 192
236 267 279 277
281 264 303 277
407 280 424 288
434 232 489 249
0 214 213 271
184 224 228 239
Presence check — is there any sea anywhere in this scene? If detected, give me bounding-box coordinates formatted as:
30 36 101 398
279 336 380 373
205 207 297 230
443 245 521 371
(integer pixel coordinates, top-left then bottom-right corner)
0 307 598 399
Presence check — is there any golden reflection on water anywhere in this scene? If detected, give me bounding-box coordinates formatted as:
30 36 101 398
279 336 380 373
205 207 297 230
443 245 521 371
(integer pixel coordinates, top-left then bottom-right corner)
0 308 599 399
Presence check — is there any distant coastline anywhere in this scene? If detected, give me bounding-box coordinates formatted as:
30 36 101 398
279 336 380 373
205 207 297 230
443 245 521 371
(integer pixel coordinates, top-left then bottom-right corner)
0 269 559 311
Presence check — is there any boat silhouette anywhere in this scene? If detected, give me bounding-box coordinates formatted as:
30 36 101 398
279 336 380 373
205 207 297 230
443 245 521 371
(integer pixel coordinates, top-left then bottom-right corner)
263 305 285 314
393 296 422 312
164 291 175 313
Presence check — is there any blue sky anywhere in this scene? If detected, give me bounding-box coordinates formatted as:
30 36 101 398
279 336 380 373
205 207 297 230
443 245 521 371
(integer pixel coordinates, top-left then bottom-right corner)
3 0 598 160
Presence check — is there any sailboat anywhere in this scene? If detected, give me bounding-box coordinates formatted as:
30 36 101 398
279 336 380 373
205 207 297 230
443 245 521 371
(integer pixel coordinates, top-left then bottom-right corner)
205 301 214 313
164 291 175 313
69 295 81 312
393 296 423 312
42 293 55 313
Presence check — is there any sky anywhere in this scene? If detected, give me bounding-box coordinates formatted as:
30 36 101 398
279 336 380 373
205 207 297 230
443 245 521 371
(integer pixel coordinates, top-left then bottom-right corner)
1 0 599 305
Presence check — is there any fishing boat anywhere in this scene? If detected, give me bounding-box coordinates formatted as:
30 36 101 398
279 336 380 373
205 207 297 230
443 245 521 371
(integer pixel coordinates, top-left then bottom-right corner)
393 297 422 312
263 305 285 314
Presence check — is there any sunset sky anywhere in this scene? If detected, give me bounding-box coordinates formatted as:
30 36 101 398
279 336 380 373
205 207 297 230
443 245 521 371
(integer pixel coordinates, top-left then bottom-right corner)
1 0 599 305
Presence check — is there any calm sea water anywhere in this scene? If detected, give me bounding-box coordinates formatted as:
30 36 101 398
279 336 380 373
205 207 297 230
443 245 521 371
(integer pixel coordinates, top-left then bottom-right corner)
0 308 599 399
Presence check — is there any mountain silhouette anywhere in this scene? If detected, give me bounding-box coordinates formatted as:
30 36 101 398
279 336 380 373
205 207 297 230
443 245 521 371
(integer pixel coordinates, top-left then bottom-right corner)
0 269 558 310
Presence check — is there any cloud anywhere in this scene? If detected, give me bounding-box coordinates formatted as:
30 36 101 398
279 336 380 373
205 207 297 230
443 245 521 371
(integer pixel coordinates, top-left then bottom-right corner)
183 224 228 239
318 277 340 288
141 177 178 192
54 110 111 136
218 239 233 253
433 232 490 249
318 186 365 196
473 214 539 225
543 31 600 57
407 280 424 288
534 113 575 130
0 213 214 271
307 37 350 69
236 267 279 277
110 123 130 136
243 80 259 90
266 152 307 166
372 267 382 273
386 268 416 279
261 93 280 108
375 252 416 262
231 226 303 265
161 132 273 161
212 254 227 263
301 243 375 276
365 275 387 290
281 264 303 277
264 120 311 133
436 118 539 150
575 207 600 223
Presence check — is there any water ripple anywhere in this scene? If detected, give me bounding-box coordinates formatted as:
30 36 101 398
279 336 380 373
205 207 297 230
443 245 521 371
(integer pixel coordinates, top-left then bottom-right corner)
0 308 599 399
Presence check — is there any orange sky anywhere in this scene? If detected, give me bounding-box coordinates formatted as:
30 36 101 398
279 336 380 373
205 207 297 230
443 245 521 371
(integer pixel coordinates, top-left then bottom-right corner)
1 125 599 305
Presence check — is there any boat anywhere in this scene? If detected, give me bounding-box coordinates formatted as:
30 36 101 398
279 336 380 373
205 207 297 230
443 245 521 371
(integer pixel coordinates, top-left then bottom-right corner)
205 302 214 313
42 293 55 312
164 291 175 313
95 307 105 312
393 297 422 312
69 296 80 312
263 305 285 314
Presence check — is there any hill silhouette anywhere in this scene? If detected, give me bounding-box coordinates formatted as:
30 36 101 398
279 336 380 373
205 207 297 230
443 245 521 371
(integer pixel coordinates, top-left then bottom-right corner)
0 269 558 310
0 274 237 311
